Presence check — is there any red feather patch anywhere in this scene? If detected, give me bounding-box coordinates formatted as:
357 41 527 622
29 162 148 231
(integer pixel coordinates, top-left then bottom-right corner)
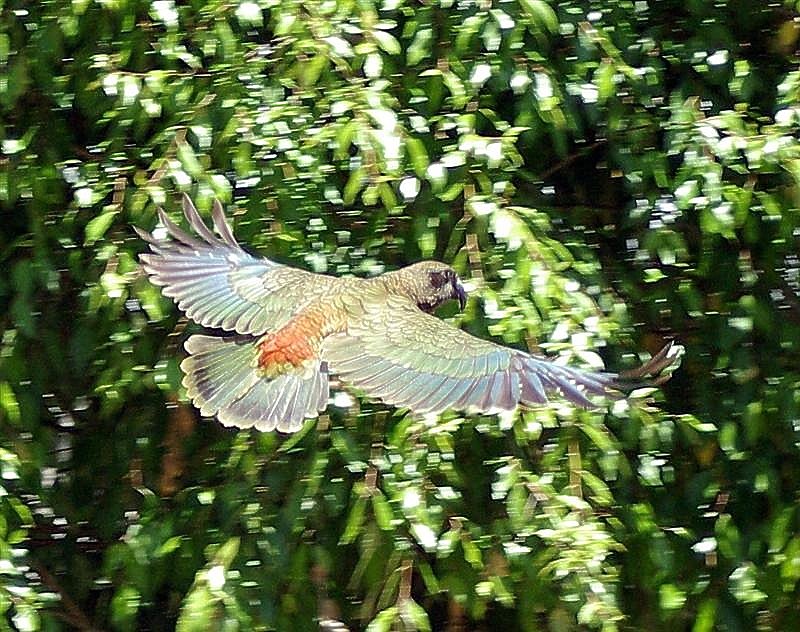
256 310 326 377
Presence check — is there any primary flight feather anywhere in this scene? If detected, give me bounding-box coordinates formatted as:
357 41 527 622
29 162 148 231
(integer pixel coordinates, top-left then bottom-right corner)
136 195 681 433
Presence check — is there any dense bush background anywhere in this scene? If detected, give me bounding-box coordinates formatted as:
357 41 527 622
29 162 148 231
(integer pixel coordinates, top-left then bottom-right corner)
2 0 800 629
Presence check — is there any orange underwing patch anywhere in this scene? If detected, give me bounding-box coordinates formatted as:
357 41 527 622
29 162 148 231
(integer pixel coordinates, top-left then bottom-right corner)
257 335 315 369
256 310 325 376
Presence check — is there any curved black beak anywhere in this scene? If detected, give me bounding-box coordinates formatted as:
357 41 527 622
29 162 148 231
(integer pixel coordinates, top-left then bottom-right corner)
454 279 467 311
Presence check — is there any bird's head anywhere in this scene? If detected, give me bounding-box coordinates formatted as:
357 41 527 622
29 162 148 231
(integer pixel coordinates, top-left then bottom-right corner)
392 261 467 313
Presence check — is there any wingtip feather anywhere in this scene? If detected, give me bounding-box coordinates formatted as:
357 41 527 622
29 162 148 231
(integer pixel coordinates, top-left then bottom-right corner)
614 341 684 390
133 225 155 243
211 199 241 249
182 194 224 246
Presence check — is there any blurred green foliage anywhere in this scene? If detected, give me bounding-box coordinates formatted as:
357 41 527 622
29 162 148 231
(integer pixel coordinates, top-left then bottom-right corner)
1 0 800 629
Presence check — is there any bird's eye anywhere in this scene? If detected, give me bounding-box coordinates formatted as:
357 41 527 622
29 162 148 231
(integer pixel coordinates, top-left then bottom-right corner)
429 270 449 289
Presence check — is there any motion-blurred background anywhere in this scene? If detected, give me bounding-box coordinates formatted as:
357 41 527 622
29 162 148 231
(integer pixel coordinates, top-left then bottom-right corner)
1 0 799 629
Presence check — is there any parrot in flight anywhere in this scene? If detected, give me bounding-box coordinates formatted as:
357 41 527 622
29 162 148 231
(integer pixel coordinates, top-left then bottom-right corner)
136 196 681 433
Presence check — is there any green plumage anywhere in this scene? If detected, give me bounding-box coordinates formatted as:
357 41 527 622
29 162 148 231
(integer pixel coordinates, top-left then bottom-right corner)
137 196 683 432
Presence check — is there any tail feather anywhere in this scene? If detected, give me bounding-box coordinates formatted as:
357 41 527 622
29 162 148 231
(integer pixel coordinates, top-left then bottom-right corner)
181 334 329 433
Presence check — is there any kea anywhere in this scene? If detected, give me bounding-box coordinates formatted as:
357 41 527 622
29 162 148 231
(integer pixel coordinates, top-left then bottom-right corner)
136 196 682 433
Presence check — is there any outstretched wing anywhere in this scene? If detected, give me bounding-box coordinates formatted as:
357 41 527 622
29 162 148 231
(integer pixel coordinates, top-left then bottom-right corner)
136 195 334 335
321 296 678 414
